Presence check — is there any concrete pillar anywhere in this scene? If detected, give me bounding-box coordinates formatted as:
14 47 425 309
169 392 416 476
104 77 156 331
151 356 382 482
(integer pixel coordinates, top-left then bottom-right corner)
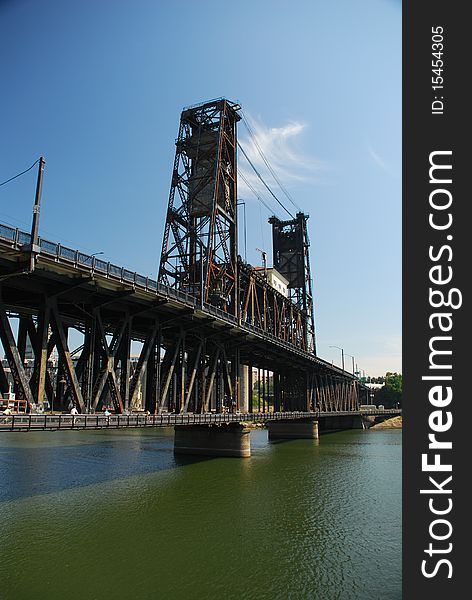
351 415 365 429
318 414 365 432
174 423 251 457
267 419 319 441
239 365 249 412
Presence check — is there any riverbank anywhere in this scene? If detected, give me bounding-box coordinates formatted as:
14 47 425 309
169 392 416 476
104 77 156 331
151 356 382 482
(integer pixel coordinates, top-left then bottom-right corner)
369 415 402 429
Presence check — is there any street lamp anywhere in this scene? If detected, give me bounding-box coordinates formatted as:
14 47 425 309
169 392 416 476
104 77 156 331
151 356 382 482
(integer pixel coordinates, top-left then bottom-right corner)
329 345 345 371
90 252 104 270
344 353 356 376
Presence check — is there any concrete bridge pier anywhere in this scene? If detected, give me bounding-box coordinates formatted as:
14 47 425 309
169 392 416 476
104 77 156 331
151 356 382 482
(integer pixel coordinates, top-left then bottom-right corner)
239 365 250 412
174 423 251 457
318 414 364 433
267 418 319 442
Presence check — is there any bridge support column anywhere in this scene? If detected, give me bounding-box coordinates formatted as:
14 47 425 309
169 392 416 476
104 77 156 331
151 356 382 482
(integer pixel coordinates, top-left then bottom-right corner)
318 415 364 432
239 365 249 412
174 423 251 458
267 418 319 441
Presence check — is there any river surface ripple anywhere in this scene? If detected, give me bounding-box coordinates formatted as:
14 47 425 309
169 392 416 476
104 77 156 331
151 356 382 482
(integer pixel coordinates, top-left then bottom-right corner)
0 428 401 600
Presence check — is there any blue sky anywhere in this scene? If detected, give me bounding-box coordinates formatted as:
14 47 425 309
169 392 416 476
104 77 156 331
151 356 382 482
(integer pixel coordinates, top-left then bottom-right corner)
0 0 401 376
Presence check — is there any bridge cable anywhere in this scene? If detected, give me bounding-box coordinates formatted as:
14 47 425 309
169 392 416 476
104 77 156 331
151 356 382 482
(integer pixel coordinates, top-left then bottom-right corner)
240 112 302 213
0 159 40 188
238 170 280 219
237 141 294 219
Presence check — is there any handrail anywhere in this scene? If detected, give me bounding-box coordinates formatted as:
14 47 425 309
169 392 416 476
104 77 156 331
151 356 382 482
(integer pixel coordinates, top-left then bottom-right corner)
0 409 401 432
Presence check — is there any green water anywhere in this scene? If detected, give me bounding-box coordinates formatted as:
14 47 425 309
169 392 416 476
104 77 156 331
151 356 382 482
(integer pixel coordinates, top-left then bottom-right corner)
0 428 401 600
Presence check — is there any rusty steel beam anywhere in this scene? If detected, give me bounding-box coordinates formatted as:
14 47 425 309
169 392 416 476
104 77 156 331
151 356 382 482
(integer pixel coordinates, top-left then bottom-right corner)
0 301 34 408
129 323 159 407
0 359 10 394
158 337 182 412
49 301 85 412
31 302 50 406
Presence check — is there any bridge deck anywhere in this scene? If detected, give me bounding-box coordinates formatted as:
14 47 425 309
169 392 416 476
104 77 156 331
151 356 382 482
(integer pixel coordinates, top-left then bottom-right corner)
0 410 401 432
0 222 347 376
0 222 371 415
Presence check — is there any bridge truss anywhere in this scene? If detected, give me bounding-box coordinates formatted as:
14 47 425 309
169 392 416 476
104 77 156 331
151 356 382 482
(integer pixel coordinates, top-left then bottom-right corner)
0 99 366 415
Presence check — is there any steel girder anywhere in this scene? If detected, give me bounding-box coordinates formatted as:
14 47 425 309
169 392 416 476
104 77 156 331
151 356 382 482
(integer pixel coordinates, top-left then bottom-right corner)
310 373 360 412
0 297 358 414
238 261 308 351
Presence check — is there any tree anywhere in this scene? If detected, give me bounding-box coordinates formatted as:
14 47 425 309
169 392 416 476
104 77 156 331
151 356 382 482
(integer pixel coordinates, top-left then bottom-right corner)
375 372 402 408
385 372 402 393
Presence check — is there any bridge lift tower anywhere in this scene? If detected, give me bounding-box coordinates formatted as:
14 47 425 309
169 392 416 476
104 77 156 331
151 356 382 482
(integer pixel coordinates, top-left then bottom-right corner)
158 98 241 316
269 213 316 354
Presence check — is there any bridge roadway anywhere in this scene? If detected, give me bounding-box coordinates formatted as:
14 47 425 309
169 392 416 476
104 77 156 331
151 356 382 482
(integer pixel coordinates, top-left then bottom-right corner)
0 409 401 432
0 222 347 370
0 223 350 368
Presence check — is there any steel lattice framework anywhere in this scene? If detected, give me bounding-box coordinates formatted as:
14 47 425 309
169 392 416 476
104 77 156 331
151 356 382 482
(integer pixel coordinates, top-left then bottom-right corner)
269 213 316 353
158 98 240 315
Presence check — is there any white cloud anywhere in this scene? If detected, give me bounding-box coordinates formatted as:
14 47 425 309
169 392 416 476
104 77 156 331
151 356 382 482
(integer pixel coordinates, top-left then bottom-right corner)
237 114 325 205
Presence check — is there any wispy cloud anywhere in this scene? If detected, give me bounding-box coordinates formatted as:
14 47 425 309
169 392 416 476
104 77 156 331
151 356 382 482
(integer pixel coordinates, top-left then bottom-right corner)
366 140 399 178
238 114 325 206
367 144 388 170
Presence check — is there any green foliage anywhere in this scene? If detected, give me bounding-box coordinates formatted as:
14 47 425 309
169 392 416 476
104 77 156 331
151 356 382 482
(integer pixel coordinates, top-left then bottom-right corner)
385 372 402 393
361 376 385 384
375 372 402 408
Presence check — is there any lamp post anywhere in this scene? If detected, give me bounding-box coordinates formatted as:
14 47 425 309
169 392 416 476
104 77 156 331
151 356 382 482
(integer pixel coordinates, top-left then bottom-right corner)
90 252 104 270
344 353 356 376
329 345 345 371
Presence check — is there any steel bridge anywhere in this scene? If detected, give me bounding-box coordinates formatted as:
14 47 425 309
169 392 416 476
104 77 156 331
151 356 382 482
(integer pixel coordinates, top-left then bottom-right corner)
0 98 398 455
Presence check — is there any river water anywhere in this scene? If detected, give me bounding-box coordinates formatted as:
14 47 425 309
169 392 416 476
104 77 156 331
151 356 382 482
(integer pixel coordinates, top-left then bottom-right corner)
0 427 401 600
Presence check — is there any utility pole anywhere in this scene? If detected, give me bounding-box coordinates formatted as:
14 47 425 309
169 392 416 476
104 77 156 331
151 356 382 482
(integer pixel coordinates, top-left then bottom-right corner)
28 156 45 270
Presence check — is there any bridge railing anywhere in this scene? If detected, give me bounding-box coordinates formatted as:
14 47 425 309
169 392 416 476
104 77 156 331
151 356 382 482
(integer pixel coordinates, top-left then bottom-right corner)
0 222 166 294
0 411 315 432
0 408 401 432
0 223 241 325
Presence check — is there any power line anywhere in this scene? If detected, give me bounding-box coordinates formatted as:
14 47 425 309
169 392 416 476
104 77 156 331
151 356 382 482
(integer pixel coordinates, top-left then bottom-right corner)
0 159 40 188
237 141 294 219
238 170 279 218
240 112 301 212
